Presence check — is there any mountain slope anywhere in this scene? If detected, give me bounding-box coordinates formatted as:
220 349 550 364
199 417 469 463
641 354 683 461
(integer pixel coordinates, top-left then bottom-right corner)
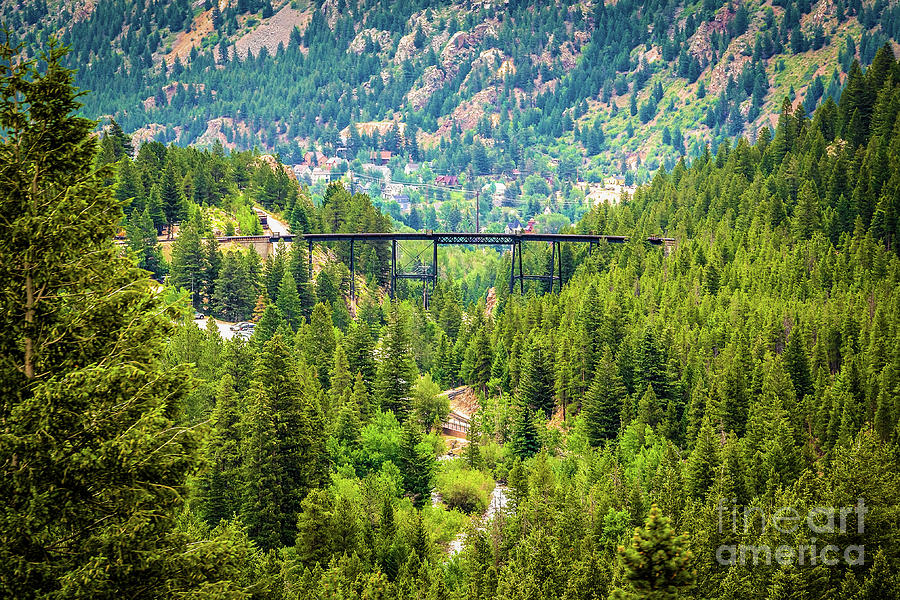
6 0 900 179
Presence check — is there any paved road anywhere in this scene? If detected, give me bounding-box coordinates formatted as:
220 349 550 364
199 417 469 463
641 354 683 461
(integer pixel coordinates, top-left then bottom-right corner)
262 209 290 236
261 209 292 253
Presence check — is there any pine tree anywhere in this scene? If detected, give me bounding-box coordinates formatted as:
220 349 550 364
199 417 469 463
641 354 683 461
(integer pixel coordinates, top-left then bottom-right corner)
168 221 207 307
509 395 540 459
126 207 165 276
346 320 377 387
160 160 186 233
636 326 671 403
263 246 287 302
793 180 820 239
583 347 627 445
783 327 813 401
276 269 303 329
202 236 222 307
242 334 328 549
198 374 244 525
376 304 417 420
684 417 720 499
397 420 435 508
611 505 695 600
467 325 493 390
213 251 255 321
350 371 372 423
519 335 555 418
330 343 353 403
305 302 336 387
295 488 335 567
288 242 316 318
0 40 243 596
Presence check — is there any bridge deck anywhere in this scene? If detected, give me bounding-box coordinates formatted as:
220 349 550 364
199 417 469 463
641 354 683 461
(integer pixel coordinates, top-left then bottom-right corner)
265 232 674 245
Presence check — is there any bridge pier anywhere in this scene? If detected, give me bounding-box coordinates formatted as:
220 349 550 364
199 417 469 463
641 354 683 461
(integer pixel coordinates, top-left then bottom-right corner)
350 239 355 305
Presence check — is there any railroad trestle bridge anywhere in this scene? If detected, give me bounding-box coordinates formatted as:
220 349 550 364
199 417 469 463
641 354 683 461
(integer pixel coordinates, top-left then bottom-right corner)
261 232 675 307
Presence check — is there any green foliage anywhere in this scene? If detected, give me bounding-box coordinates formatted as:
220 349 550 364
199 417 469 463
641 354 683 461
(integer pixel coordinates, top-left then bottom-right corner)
435 460 495 514
612 504 695 599
397 420 436 508
242 334 328 549
411 372 448 433
0 40 245 597
376 302 418 420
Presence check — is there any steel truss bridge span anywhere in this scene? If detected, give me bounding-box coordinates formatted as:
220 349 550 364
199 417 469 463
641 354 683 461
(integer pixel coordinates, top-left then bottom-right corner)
268 232 675 307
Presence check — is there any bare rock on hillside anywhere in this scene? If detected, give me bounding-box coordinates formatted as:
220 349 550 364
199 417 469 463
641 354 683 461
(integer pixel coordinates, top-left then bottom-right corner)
348 28 393 54
440 21 499 76
407 65 446 110
235 5 309 59
394 11 442 63
257 154 299 182
436 86 499 136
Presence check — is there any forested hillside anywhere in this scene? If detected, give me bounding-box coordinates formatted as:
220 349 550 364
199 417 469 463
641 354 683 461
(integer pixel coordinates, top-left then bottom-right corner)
6 0 900 179
3 17 900 600
173 44 900 600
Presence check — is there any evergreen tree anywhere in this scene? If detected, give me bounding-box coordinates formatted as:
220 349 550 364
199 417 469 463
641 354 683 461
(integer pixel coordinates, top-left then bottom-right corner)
375 304 417 420
306 302 336 387
519 335 555 417
276 269 303 329
198 374 244 525
242 334 328 549
611 505 695 600
295 488 336 567
636 326 671 403
467 325 493 390
287 242 316 318
213 251 255 321
346 320 377 386
0 41 243 597
126 207 165 276
330 343 353 402
509 395 540 459
168 221 207 307
583 347 627 445
684 417 719 499
783 327 813 401
159 160 186 233
397 420 435 508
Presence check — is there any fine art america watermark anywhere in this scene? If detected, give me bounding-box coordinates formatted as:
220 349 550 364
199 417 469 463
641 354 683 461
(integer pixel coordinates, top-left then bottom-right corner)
715 498 867 567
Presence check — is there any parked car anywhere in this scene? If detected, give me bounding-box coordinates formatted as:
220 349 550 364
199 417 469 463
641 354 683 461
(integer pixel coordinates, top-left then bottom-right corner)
230 321 249 331
235 330 253 340
193 312 203 320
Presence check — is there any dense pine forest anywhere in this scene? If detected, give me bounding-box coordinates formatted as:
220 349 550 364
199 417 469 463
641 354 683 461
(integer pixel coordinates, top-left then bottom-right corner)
3 14 900 600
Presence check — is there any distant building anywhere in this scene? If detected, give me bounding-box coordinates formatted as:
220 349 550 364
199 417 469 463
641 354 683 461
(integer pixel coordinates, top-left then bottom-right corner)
404 162 420 176
393 194 411 212
302 151 327 167
310 166 336 185
369 150 392 166
587 176 636 206
505 218 522 234
435 174 459 186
